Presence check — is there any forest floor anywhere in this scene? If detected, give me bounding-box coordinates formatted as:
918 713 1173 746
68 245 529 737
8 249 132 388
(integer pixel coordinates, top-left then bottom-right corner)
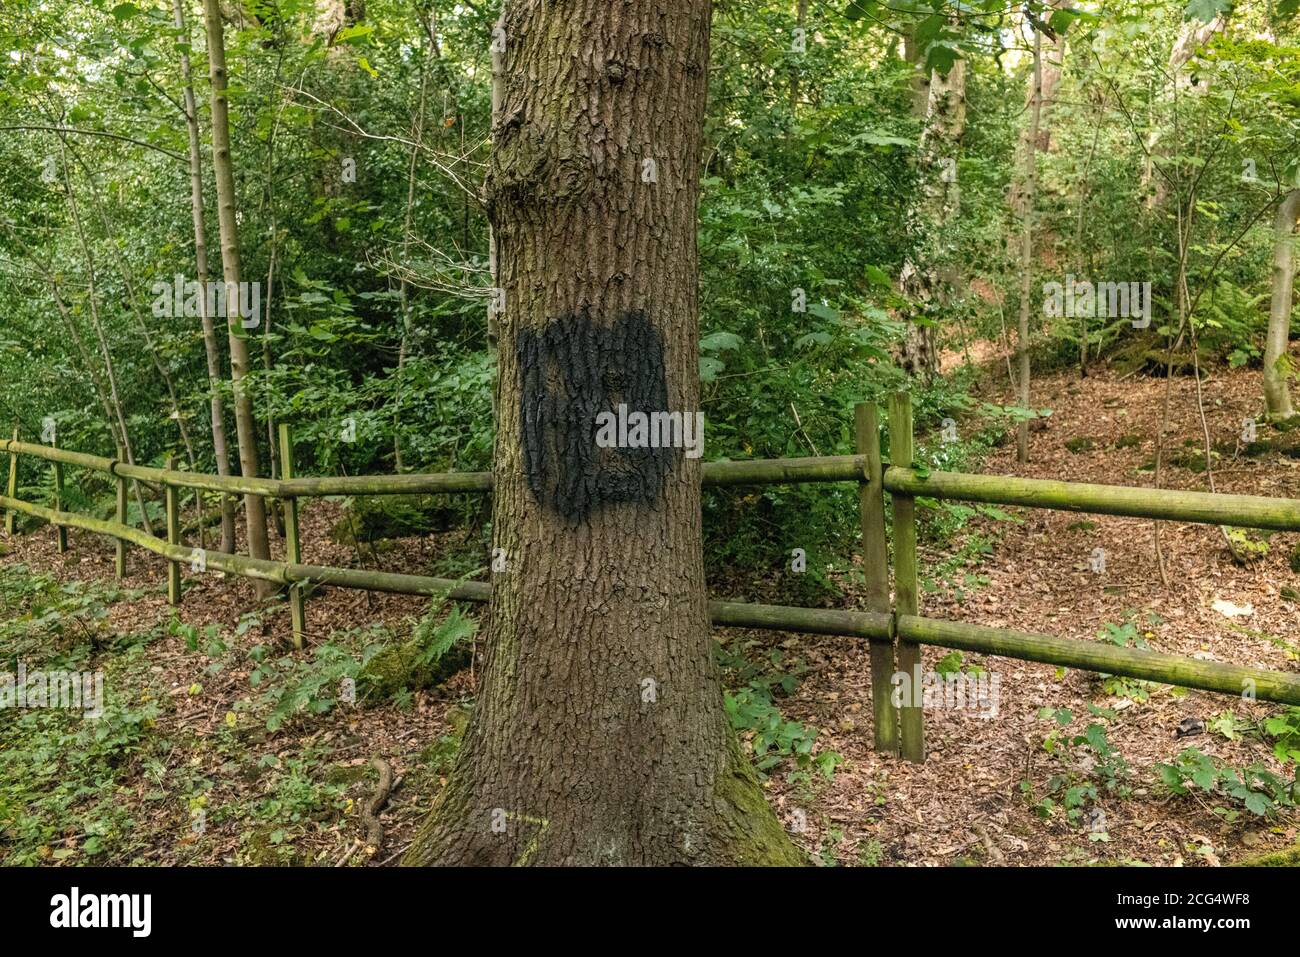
765 353 1300 866
1 355 1298 866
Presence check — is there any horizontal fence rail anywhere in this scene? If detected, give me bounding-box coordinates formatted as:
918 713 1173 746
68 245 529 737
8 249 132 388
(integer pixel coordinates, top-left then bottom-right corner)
0 439 867 496
7 435 1299 532
882 467 1300 533
896 615 1300 708
5 490 1296 708
6 393 1300 765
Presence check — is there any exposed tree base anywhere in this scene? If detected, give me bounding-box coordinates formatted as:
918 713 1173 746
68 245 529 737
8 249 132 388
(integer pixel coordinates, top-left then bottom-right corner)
403 735 806 867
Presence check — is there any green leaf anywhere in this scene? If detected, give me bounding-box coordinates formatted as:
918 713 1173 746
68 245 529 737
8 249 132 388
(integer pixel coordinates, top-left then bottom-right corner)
864 264 891 288
335 24 375 45
1047 8 1093 35
924 41 960 77
844 0 876 20
913 14 946 47
1156 763 1186 793
700 331 742 352
934 651 963 676
794 331 833 350
1243 792 1271 816
1184 0 1231 21
699 356 724 383
856 131 914 148
1191 764 1217 791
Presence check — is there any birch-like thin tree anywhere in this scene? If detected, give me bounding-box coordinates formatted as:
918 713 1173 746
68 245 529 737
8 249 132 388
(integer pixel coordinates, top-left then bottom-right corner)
201 0 273 592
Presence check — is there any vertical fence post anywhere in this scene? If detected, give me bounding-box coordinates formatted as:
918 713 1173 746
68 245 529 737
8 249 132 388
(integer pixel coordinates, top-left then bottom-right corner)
278 423 305 650
856 402 898 754
5 427 17 535
114 444 128 578
888 392 925 763
52 446 68 555
165 456 181 605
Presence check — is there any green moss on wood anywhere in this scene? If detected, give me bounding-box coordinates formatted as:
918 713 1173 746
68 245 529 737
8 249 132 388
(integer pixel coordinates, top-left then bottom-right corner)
241 826 300 866
883 466 1300 532
357 637 470 699
711 735 808 866
324 762 373 786
331 494 456 546
897 614 1300 705
417 708 470 774
1236 842 1300 866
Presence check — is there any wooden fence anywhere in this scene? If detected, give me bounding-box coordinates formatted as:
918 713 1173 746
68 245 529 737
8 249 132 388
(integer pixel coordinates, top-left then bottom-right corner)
5 393 1300 764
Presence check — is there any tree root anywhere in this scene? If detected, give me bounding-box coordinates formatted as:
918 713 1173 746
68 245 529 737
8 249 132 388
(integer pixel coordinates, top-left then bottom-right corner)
361 757 394 852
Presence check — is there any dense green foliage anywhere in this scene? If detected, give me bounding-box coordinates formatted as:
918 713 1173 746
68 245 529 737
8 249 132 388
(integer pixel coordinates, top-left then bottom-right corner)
1 0 1298 586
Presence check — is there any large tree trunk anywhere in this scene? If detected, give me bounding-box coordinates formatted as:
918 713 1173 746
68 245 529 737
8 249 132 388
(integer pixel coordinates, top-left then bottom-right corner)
902 31 930 118
202 0 273 594
898 38 967 379
1031 12 1065 153
404 0 801 867
1264 189 1300 420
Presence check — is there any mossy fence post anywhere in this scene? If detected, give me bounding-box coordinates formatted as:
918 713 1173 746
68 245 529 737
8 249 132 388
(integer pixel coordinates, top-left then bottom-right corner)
856 402 898 753
278 423 306 650
5 427 18 535
51 434 68 554
888 392 925 763
165 456 181 605
114 443 128 578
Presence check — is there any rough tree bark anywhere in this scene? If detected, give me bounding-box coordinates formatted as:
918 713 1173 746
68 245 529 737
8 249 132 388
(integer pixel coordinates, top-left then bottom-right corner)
1030 9 1065 153
898 39 967 379
1264 188 1300 420
202 0 273 594
404 0 802 867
